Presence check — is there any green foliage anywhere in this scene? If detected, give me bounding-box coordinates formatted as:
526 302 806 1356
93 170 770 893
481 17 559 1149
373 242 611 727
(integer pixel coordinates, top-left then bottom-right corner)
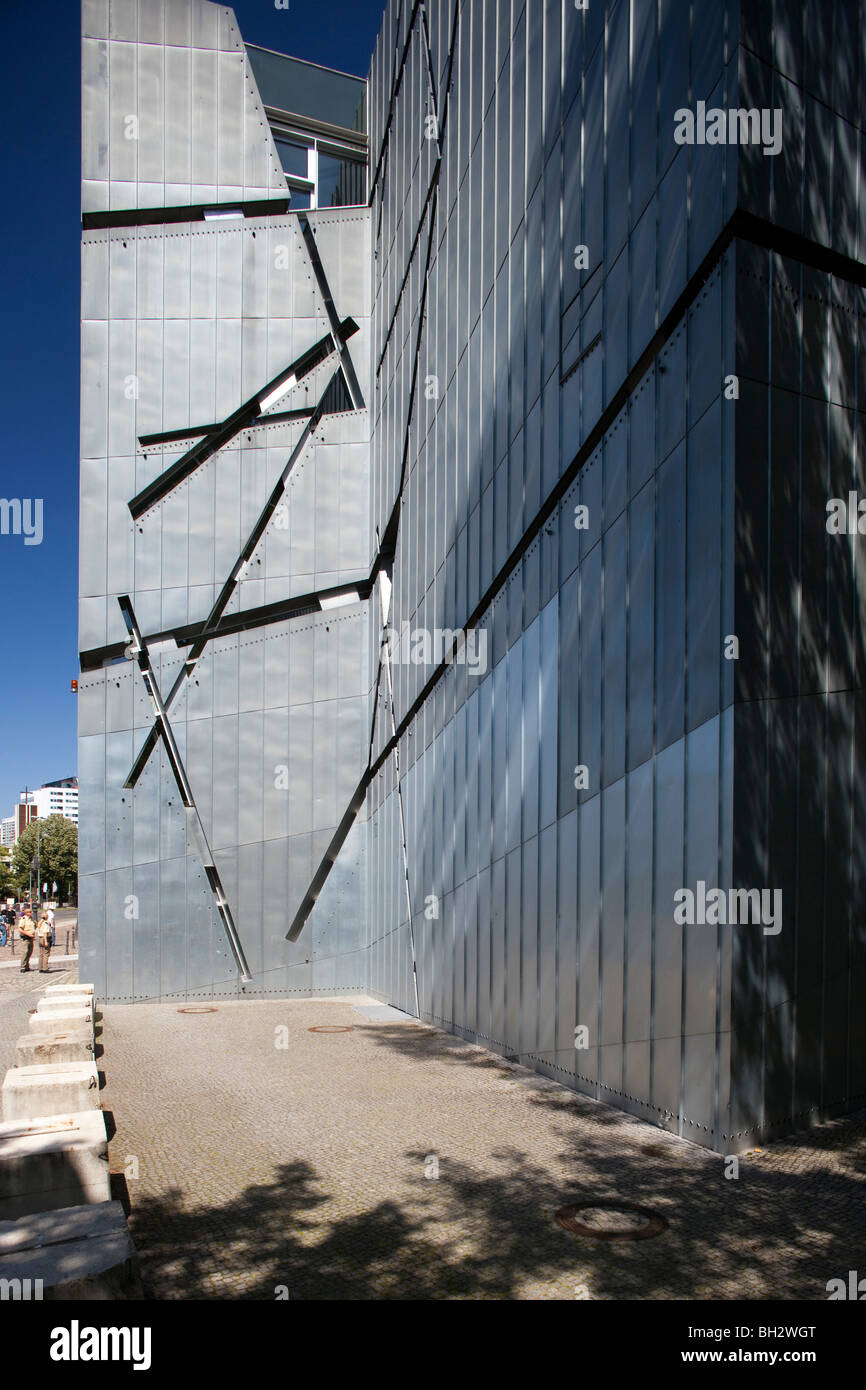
11 816 78 902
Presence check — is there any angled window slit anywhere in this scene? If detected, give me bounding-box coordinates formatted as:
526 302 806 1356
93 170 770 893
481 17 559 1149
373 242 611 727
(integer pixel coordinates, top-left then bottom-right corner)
298 215 365 410
82 197 290 231
286 772 372 942
368 0 424 202
171 580 371 647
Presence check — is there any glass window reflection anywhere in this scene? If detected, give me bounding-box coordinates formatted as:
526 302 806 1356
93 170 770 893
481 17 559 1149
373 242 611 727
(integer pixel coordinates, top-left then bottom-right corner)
317 153 366 208
276 139 310 178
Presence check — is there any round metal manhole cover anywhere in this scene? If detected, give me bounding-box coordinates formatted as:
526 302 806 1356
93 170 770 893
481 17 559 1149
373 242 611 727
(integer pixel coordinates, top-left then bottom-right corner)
555 1201 667 1241
307 1025 355 1034
177 1006 218 1015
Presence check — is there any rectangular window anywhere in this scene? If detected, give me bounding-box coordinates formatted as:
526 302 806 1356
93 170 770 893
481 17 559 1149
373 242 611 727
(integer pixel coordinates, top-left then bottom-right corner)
317 151 366 209
275 137 311 178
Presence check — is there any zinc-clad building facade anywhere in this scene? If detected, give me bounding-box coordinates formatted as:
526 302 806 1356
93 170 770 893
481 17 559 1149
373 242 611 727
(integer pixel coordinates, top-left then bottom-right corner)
80 0 866 1154
78 0 372 1000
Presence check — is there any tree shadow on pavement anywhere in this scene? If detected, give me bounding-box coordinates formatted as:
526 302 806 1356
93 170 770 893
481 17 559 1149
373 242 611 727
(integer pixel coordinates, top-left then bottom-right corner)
126 1084 866 1300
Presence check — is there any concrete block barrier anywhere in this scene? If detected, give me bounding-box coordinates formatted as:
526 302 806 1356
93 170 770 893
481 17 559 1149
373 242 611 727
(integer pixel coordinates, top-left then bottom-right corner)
0 1112 110 1220
0 1201 142 1299
16 1031 95 1066
2 1063 100 1123
36 997 95 1019
44 983 94 998
28 1008 93 1035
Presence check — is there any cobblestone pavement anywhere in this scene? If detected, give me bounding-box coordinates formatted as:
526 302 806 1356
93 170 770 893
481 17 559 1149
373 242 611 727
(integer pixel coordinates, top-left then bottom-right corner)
97 996 866 1301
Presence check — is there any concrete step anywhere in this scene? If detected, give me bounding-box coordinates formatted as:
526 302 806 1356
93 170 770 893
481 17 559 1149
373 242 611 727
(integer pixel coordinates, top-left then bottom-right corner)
2 1063 100 1123
16 1031 95 1066
0 1201 142 1299
28 1008 93 1035
36 997 95 1017
0 1112 110 1220
44 982 94 998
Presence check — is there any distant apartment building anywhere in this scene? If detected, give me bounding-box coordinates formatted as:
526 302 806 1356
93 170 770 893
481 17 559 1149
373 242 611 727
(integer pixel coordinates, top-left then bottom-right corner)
1 818 15 849
31 779 79 826
4 780 79 844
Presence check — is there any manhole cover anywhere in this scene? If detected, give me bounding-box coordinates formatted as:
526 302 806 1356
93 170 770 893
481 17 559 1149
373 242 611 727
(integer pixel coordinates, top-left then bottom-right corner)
177 1006 218 1015
555 1201 667 1241
307 1025 354 1034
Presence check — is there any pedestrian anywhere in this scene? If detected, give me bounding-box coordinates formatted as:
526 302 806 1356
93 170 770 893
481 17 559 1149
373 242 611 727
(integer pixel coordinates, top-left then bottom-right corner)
46 905 56 948
18 908 36 972
0 909 7 950
37 913 53 973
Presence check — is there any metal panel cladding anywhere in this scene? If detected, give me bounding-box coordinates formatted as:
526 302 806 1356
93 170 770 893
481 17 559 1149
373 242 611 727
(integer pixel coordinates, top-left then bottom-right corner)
361 0 866 1154
79 0 372 1003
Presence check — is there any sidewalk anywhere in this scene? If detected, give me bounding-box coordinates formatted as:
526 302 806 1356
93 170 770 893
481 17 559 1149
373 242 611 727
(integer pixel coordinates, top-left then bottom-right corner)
0 954 78 971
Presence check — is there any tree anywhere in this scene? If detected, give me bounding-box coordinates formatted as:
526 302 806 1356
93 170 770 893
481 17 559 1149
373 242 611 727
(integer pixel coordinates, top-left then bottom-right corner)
11 816 78 904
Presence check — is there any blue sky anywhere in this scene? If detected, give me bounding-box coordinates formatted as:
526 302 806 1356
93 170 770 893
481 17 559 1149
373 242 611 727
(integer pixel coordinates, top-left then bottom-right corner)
0 0 385 820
